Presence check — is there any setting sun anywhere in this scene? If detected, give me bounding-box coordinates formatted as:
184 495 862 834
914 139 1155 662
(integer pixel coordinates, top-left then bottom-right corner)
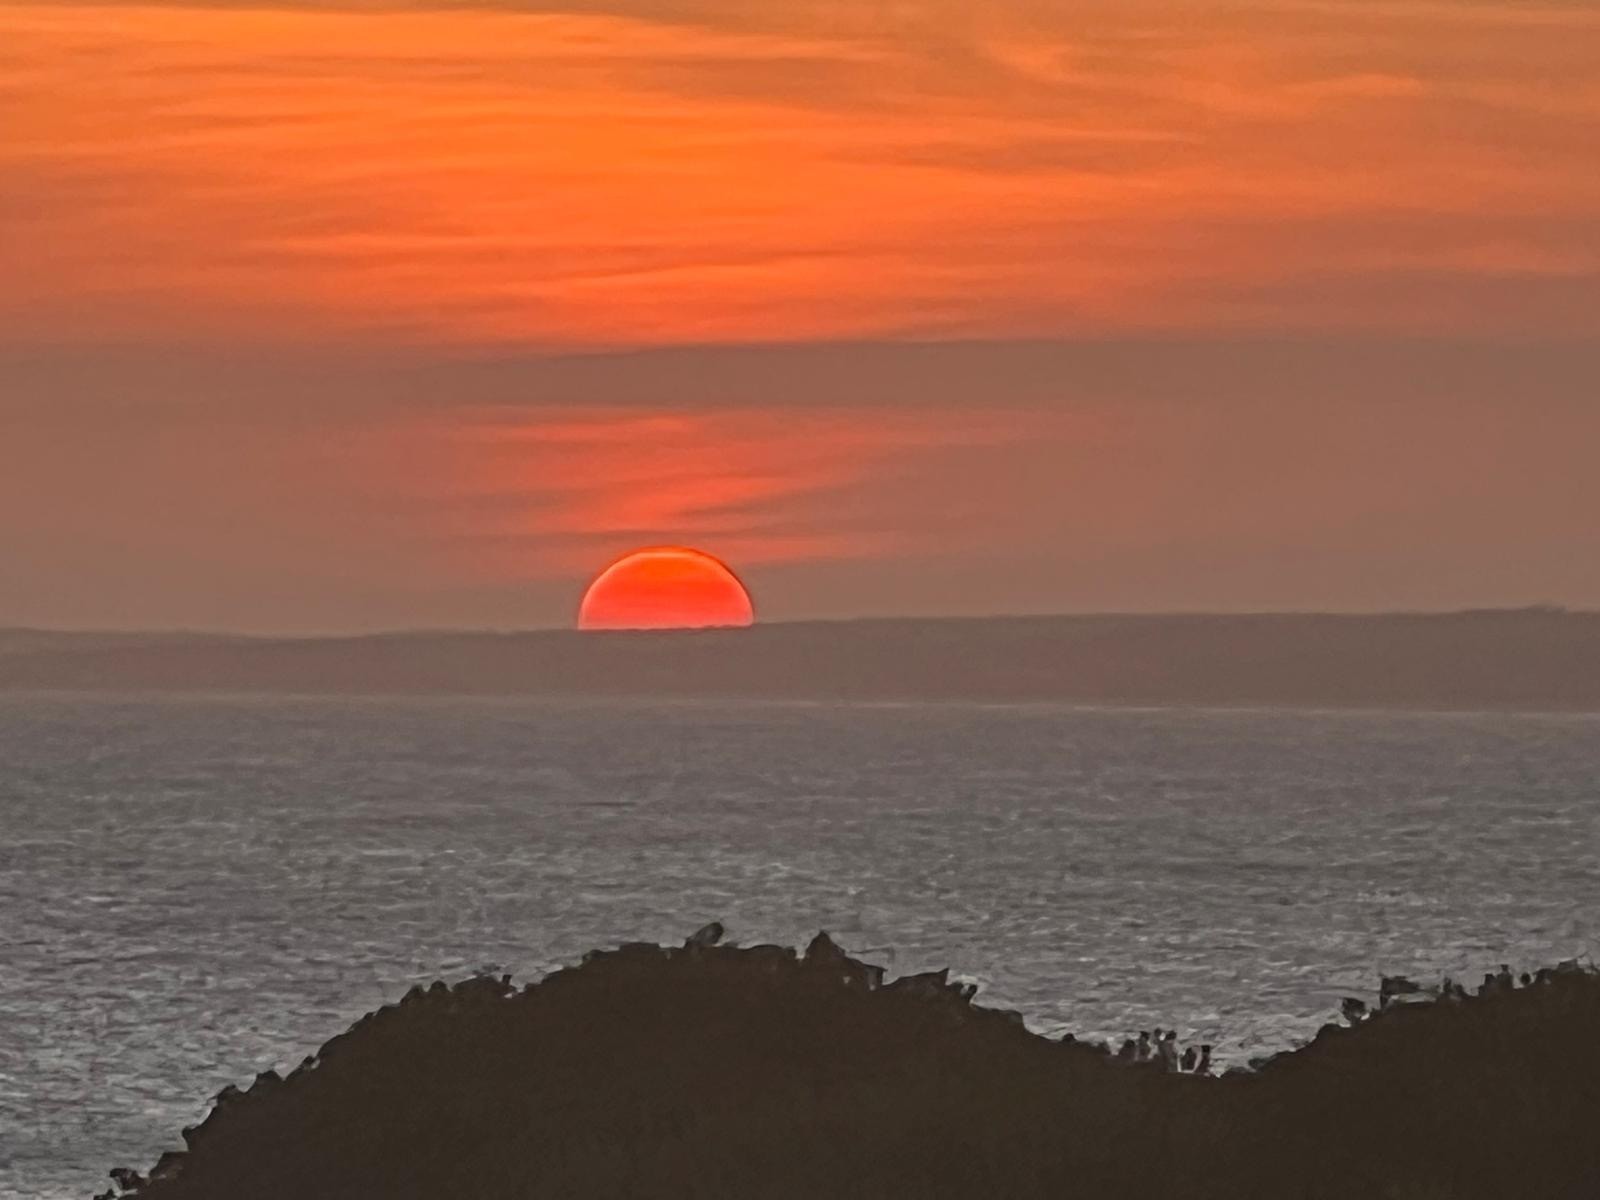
578 546 755 631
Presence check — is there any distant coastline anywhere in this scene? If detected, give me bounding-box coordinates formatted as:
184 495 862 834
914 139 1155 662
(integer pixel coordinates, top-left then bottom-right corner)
5 609 1600 712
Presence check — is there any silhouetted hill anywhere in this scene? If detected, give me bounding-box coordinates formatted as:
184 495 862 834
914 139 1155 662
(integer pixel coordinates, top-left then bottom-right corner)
98 936 1600 1200
5 610 1600 711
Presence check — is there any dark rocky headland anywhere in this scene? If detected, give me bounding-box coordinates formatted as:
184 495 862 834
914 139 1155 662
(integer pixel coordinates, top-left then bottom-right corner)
99 935 1600 1200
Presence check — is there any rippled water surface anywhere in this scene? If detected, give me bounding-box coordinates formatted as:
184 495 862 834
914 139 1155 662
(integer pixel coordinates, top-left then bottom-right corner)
2 694 1597 1198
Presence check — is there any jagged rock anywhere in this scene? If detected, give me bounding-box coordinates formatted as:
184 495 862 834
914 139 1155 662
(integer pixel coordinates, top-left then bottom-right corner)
887 968 949 998
802 931 881 987
149 1152 185 1184
685 921 725 948
1379 974 1430 1008
108 1166 146 1192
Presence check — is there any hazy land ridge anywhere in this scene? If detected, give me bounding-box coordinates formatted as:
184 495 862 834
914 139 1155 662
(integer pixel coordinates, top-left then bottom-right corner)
4 610 1599 711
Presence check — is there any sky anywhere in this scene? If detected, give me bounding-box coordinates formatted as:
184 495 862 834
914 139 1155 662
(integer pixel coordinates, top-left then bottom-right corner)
1 0 1597 632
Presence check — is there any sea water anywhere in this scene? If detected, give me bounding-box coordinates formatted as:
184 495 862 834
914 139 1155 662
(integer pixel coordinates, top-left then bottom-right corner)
1 694 1596 1198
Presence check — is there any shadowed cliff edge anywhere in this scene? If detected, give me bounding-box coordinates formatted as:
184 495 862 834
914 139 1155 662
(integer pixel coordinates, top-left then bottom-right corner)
97 933 1600 1200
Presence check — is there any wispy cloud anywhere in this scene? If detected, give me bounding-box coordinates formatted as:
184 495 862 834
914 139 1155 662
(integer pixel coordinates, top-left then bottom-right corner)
4 337 1599 629
2 1 1596 628
416 404 1034 574
2 1 1595 348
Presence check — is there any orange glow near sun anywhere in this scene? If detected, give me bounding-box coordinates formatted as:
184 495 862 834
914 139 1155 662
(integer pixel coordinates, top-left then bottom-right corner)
578 547 755 631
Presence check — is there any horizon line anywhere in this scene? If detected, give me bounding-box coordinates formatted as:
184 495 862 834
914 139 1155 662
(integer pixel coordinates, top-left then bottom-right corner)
1 604 1588 644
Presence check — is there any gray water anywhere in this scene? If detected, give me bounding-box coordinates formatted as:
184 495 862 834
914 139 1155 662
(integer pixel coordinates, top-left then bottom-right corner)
1 694 1596 1199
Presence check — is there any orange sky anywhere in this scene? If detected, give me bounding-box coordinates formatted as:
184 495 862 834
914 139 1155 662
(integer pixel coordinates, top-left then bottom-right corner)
1 1 1597 629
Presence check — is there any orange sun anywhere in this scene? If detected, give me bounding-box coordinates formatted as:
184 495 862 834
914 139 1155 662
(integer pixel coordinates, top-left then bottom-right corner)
578 546 755 631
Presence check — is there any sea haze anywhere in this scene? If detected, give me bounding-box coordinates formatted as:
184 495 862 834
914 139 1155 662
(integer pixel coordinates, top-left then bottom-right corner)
2 694 1598 1198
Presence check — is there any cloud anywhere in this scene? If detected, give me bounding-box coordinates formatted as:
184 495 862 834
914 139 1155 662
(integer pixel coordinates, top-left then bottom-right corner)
2 1 1596 348
4 335 1599 629
2 2 1596 628
418 404 1032 574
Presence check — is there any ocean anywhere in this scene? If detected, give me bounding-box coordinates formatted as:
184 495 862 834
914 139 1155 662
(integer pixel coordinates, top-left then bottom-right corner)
1 693 1596 1198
